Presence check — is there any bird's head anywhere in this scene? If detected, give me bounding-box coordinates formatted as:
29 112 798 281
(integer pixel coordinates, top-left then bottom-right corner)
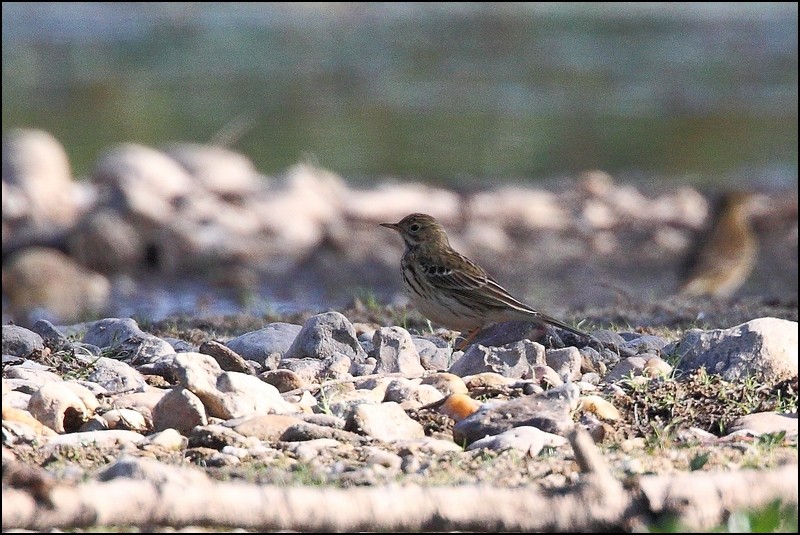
380 213 450 248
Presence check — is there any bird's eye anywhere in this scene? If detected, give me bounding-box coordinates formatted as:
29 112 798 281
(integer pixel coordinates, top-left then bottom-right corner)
409 223 420 232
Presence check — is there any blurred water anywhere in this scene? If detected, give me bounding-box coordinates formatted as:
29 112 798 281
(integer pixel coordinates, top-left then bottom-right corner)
2 2 797 188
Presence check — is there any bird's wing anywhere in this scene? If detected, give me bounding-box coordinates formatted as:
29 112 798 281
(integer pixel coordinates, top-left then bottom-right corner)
423 251 588 337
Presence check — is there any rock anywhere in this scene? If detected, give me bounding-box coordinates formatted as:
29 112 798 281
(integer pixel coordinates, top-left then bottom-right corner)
383 378 444 409
643 357 672 378
604 356 649 383
344 182 460 223
466 426 568 455
449 339 544 378
545 346 582 381
188 424 252 450
86 357 148 394
673 317 798 382
142 428 187 450
4 366 61 389
1 405 57 436
1 325 45 358
164 142 262 198
91 143 195 223
466 320 548 349
110 388 168 418
372 326 425 376
225 323 302 366
226 414 305 441
280 353 352 383
173 352 298 419
101 408 149 432
258 369 307 393
45 430 145 449
452 382 579 446
347 402 425 441
3 248 111 324
623 334 670 353
420 372 468 396
280 421 365 444
199 340 253 374
726 412 798 437
82 318 175 365
29 319 68 348
69 209 145 273
285 312 367 362
462 372 514 390
532 365 564 387
97 455 208 486
152 387 208 434
2 128 78 230
28 381 97 433
467 187 569 230
578 395 621 421
412 337 452 371
435 394 483 422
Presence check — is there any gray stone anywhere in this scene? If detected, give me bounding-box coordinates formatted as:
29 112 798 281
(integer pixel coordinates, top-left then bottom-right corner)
448 339 544 378
545 346 582 381
411 336 452 371
87 356 148 394
453 382 579 446
285 312 367 362
2 325 45 358
82 318 175 365
372 326 425 376
604 356 649 383
225 322 302 365
673 317 798 382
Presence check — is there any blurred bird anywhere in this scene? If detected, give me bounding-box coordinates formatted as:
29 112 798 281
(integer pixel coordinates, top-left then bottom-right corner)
679 191 759 298
380 213 589 348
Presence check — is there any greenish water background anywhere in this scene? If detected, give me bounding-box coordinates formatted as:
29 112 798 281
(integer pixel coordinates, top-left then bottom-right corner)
2 2 798 190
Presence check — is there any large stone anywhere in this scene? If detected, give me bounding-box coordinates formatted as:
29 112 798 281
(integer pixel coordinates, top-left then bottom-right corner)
225 323 302 365
448 339 544 379
152 387 208 434
28 381 97 433
372 326 425 376
285 312 367 362
82 318 175 365
673 317 798 382
2 128 78 229
3 248 111 324
173 352 298 419
1 325 45 357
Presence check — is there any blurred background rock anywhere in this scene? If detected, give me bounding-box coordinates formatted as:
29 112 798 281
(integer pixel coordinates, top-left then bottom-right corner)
2 3 797 325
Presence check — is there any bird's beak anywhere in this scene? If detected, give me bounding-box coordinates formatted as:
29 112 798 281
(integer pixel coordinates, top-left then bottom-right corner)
380 222 399 230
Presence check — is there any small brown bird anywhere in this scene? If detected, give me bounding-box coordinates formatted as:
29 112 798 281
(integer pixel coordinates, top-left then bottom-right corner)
679 191 759 298
381 213 588 348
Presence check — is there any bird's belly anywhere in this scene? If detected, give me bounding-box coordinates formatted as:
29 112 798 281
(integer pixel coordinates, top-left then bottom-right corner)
410 291 484 332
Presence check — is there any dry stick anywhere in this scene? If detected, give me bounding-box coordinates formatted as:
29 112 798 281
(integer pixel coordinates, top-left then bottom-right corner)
3 459 797 531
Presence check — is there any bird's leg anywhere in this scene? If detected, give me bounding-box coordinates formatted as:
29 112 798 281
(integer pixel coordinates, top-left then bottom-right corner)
456 328 481 351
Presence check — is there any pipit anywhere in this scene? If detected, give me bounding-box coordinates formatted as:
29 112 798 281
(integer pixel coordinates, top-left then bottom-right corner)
679 191 759 298
381 213 588 348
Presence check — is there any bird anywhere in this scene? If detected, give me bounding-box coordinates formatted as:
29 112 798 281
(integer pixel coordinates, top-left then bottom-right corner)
678 191 759 299
380 213 589 348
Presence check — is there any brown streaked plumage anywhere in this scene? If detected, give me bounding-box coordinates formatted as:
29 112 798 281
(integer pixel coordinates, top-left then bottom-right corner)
679 191 759 299
380 213 588 347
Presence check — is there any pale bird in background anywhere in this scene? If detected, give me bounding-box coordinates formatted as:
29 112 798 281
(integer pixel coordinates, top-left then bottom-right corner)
380 213 589 348
679 191 759 299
